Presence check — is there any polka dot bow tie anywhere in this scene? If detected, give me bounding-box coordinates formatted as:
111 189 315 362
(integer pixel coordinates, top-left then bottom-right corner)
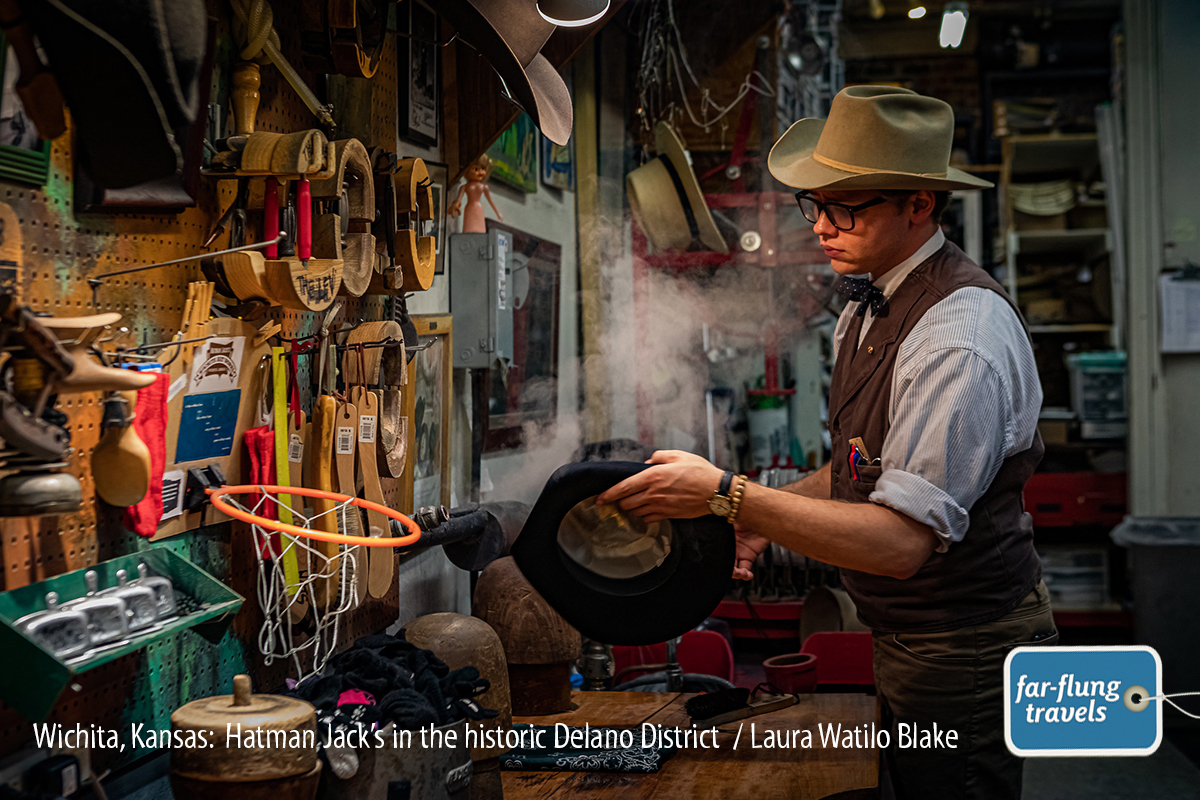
835 276 889 317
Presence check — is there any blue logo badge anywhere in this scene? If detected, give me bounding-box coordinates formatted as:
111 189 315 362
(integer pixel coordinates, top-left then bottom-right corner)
1004 645 1162 756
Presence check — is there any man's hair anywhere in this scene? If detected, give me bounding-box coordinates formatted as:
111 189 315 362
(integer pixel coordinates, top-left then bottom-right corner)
880 190 950 225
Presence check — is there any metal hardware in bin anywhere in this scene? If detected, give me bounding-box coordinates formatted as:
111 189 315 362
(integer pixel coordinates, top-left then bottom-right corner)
1111 516 1200 712
0 547 244 721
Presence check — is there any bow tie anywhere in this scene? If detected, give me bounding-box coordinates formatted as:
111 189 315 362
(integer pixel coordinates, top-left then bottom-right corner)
835 276 889 317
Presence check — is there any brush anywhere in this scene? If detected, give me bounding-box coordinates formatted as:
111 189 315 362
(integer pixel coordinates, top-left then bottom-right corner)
686 687 797 727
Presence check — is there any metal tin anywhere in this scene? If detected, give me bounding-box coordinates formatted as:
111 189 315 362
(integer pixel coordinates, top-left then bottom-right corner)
129 562 177 619
99 568 159 632
15 592 91 660
62 570 129 646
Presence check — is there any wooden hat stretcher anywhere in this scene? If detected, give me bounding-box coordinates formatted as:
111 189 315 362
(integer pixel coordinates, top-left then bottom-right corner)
311 139 376 297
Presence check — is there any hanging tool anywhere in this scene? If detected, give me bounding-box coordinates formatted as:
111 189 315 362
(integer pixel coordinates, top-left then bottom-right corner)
307 396 340 609
229 0 334 129
333 395 365 604
352 384 391 598
92 391 152 507
271 347 303 597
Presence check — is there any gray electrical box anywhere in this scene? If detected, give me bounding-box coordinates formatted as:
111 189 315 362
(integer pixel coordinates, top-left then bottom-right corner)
449 230 514 369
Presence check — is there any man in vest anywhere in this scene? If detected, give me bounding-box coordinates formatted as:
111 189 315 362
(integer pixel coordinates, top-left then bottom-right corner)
597 86 1058 799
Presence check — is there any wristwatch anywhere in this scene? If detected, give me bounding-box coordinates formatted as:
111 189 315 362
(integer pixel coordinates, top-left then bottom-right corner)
709 471 747 520
708 472 735 518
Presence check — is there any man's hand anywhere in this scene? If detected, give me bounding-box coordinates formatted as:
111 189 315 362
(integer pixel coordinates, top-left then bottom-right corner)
594 450 724 523
733 523 770 581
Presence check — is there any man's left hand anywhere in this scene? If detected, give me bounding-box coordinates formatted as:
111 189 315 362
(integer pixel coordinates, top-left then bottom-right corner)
594 450 724 523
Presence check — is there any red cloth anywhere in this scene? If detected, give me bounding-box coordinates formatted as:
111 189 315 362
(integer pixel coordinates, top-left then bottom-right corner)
337 689 376 707
123 372 169 537
243 424 278 556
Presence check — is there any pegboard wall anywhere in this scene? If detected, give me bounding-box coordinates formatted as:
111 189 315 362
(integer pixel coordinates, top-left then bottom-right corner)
0 1 424 771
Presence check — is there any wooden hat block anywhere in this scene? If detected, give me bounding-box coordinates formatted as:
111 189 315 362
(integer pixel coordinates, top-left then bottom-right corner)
403 612 513 760
472 557 581 716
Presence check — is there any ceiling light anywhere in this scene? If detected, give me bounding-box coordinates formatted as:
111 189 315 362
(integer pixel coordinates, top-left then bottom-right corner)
908 6 927 19
537 0 610 27
939 2 969 48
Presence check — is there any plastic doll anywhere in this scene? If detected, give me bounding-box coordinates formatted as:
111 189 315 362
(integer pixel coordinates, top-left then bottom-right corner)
448 154 503 233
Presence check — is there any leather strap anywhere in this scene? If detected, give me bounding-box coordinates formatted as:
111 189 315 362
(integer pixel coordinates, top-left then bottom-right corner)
717 470 734 497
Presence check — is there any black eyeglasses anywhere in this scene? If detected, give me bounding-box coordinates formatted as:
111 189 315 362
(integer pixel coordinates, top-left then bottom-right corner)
795 192 889 231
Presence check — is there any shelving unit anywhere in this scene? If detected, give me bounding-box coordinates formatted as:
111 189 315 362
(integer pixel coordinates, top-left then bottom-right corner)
1002 131 1130 636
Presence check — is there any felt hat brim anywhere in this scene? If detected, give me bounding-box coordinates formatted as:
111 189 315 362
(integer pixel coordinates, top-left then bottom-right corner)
626 123 730 255
511 461 735 646
769 118 995 191
439 0 573 145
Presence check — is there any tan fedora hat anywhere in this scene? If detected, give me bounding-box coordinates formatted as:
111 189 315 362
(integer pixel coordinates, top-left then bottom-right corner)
439 0 572 145
769 86 994 191
626 122 729 254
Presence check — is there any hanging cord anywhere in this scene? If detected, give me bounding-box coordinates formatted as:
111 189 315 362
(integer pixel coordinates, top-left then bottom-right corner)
1150 691 1200 720
228 0 335 128
633 0 775 134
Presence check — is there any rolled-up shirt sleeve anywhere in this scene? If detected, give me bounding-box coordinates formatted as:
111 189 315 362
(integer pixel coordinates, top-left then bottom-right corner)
868 346 1013 552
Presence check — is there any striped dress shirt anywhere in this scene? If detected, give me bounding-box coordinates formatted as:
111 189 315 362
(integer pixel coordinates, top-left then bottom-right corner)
832 230 1043 552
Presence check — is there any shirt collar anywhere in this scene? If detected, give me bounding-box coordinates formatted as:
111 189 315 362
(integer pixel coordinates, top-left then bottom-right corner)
869 228 946 300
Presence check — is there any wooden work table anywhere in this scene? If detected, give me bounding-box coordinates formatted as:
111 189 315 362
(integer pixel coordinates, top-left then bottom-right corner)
502 691 880 799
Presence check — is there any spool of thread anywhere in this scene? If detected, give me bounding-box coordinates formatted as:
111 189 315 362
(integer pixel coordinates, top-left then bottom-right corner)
297 178 312 262
264 177 279 259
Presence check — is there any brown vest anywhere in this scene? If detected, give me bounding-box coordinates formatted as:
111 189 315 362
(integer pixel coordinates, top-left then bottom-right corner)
829 240 1043 633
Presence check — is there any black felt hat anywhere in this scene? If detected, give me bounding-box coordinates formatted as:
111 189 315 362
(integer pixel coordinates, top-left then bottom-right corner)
511 461 735 646
25 0 208 189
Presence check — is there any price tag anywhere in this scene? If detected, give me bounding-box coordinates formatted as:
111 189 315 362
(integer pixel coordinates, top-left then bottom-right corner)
288 433 304 463
359 414 377 444
336 426 355 456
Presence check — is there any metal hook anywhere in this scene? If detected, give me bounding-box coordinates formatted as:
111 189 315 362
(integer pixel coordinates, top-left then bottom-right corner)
87 233 288 287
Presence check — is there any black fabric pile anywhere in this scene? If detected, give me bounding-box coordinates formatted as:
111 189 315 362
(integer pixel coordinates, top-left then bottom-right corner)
288 632 498 732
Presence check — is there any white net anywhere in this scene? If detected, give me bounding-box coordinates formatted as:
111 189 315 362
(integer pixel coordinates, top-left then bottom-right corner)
222 487 369 681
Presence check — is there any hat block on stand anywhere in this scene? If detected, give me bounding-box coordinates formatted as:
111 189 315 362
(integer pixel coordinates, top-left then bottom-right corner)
473 557 580 716
404 612 512 800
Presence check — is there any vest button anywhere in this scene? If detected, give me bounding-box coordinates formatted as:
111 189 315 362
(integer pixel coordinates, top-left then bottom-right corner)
867 345 874 354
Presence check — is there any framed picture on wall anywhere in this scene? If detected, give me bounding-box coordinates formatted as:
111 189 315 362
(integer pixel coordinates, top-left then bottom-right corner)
483 220 560 451
485 113 538 193
541 135 574 191
425 160 449 275
405 315 453 510
399 0 438 147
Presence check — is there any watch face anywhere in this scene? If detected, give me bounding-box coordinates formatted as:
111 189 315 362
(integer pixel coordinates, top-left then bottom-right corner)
708 496 732 517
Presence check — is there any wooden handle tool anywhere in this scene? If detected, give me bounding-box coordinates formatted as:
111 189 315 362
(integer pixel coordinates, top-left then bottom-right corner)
307 396 339 609
353 386 392 598
334 398 366 604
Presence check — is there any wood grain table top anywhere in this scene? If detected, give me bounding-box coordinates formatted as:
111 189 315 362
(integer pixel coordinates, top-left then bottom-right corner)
502 691 880 800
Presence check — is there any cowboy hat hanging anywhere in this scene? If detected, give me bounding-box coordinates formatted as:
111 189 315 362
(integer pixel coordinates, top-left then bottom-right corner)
438 0 573 145
510 461 735 646
768 85 994 191
626 122 730 255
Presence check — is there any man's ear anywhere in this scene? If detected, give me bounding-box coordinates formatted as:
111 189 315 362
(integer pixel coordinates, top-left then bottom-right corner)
909 190 937 225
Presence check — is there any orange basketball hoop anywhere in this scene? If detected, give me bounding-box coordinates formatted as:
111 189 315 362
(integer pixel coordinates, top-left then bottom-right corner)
207 484 423 547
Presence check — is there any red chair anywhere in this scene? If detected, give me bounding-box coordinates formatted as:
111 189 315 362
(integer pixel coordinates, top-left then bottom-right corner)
799 631 874 691
612 630 735 685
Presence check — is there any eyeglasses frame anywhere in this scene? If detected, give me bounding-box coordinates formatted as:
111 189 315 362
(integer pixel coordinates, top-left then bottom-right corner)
794 191 891 231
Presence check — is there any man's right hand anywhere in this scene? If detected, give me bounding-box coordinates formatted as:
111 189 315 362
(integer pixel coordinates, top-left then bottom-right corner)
733 524 771 581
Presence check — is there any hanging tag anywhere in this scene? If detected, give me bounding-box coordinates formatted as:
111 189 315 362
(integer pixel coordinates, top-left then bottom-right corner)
336 426 356 455
359 414 377 444
288 432 304 463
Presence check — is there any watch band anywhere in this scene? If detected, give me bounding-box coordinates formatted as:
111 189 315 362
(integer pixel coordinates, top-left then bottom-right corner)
717 471 734 497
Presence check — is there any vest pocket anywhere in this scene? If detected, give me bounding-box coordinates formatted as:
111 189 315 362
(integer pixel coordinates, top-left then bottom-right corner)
854 464 883 490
